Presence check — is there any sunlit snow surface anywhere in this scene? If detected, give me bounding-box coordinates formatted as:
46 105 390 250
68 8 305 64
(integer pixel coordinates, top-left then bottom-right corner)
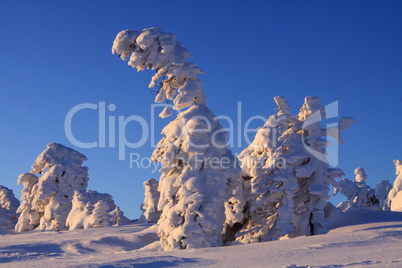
1 207 402 267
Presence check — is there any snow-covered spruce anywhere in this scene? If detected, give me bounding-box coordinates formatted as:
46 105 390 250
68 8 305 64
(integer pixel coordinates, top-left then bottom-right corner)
139 178 161 223
0 185 20 220
15 143 89 232
15 143 129 232
152 104 245 249
375 180 392 210
15 173 40 232
237 96 354 243
112 27 206 117
387 160 402 211
0 185 20 232
334 168 379 212
236 97 296 243
113 28 245 250
110 206 127 226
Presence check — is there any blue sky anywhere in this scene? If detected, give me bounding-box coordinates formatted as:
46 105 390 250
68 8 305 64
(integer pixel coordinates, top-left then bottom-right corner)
1 1 401 219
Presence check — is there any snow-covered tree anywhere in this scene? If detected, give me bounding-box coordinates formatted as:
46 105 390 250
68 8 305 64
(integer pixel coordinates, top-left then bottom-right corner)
0 185 20 220
387 160 402 211
66 190 129 230
15 143 90 232
236 97 296 243
290 97 354 237
66 190 90 230
354 167 368 183
91 200 110 228
0 185 20 232
110 206 127 226
15 173 40 232
139 178 161 223
375 180 392 210
112 27 245 250
239 96 292 180
237 96 354 242
334 167 380 211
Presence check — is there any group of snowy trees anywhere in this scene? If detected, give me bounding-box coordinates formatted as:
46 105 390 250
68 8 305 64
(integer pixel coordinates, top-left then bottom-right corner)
2 27 401 254
112 27 402 251
8 143 129 233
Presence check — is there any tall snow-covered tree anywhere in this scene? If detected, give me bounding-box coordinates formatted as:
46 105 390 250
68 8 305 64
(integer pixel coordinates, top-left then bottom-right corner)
236 97 296 243
386 160 402 211
112 27 245 250
290 97 354 237
15 143 89 232
139 178 161 223
237 96 354 242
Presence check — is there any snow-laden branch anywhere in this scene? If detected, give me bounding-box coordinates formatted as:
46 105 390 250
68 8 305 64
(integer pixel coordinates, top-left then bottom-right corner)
112 27 206 117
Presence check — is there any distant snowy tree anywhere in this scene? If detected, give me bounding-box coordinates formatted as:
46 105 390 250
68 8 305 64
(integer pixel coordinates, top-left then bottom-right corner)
0 185 20 220
354 167 368 183
237 96 354 242
0 185 20 232
113 27 245 250
91 200 110 228
335 168 380 211
66 190 129 230
110 206 127 226
375 180 392 210
386 160 402 211
15 173 40 232
66 190 89 230
139 178 161 223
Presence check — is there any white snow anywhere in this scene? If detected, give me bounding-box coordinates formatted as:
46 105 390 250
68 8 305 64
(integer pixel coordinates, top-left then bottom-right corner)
1 207 402 267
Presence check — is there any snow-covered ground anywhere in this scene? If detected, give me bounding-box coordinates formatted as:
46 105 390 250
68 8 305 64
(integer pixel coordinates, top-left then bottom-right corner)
1 206 402 267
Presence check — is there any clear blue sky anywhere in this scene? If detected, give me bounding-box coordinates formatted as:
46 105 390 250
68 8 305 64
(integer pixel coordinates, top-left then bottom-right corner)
1 1 401 219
